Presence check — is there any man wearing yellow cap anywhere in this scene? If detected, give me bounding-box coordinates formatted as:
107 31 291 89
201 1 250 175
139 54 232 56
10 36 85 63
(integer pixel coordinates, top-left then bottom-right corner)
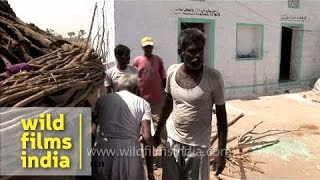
133 36 166 180
134 37 166 104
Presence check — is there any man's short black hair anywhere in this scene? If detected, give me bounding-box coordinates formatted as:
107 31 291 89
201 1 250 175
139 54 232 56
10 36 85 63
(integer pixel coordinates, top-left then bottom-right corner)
178 28 205 51
114 44 130 57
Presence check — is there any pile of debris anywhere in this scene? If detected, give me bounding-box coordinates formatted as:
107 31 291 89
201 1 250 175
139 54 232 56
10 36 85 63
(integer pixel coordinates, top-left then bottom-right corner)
0 0 70 73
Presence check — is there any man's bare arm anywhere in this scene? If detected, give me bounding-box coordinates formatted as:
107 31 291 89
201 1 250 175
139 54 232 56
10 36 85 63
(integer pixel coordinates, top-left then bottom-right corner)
214 104 228 175
216 104 227 153
141 120 152 146
154 92 173 146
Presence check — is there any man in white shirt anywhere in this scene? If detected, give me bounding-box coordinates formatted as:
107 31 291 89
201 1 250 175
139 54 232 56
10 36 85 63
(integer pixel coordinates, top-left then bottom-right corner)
154 28 228 179
93 74 152 180
105 44 137 93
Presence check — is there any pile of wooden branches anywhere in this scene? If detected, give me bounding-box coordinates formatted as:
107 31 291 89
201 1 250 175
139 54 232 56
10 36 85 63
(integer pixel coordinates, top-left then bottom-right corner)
0 0 70 73
0 0 15 17
210 113 295 178
0 45 104 107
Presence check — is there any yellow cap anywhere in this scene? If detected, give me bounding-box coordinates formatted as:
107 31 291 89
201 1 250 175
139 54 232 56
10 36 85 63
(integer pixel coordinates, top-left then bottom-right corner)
141 36 154 47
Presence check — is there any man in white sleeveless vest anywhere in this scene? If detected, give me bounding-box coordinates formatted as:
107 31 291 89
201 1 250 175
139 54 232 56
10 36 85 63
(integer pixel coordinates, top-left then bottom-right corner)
154 28 228 179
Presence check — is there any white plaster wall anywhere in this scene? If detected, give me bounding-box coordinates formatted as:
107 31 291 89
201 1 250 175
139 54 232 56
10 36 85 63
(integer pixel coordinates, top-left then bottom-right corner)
298 0 320 81
113 0 320 97
213 1 284 88
114 1 179 70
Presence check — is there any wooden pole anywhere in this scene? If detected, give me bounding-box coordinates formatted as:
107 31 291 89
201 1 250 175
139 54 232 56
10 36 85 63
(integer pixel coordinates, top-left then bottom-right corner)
85 2 98 50
237 147 247 180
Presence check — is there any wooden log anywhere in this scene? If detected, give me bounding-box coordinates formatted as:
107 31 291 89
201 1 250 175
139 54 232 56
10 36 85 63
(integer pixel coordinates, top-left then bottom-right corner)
97 1 106 55
56 55 77 69
62 53 84 68
0 87 43 106
18 42 32 61
85 2 97 50
237 147 247 180
32 55 59 66
0 17 28 42
28 64 42 70
0 27 18 45
61 47 80 56
13 23 52 48
228 113 244 127
49 85 86 106
29 43 49 56
66 84 93 106
12 73 32 86
0 8 16 21
13 81 91 107
80 48 94 62
0 45 21 64
28 48 62 63
38 55 72 72
1 86 30 97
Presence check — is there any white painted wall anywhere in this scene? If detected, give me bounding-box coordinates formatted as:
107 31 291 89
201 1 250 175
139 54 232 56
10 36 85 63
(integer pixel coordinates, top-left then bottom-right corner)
109 0 320 98
114 1 178 69
299 1 320 81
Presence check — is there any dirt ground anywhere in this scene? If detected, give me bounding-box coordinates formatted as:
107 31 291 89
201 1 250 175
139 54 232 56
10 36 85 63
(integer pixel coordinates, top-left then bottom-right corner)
150 90 320 180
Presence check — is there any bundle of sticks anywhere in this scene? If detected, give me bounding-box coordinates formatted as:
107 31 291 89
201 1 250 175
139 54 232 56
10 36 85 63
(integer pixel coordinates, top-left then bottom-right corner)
210 113 295 178
0 0 70 73
0 45 105 107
